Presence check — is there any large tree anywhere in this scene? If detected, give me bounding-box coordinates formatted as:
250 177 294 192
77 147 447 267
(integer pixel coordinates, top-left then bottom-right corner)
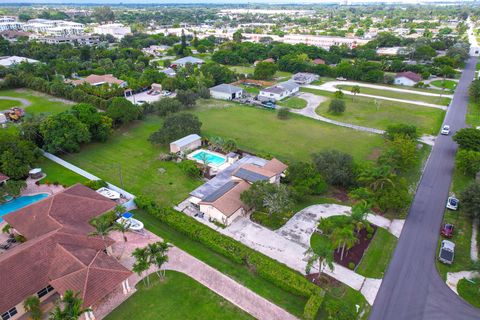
312 150 357 187
253 61 278 80
149 113 202 145
0 134 39 179
460 182 480 220
454 128 480 151
456 150 480 177
70 103 112 142
107 97 142 126
40 113 91 154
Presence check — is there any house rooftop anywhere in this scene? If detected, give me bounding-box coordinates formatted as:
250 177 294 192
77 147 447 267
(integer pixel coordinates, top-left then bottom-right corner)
67 74 125 86
395 71 422 82
210 83 243 94
173 56 204 65
199 181 251 217
0 172 9 182
171 134 201 148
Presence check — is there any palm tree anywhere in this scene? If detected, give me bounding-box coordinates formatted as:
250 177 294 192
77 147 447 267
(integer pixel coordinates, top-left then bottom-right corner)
350 85 360 101
132 247 150 287
89 218 114 252
49 290 90 320
358 166 395 192
222 139 238 153
305 244 334 275
198 152 211 176
351 201 370 236
114 204 126 217
147 241 170 280
111 221 129 259
333 226 357 261
24 295 42 320
208 136 224 151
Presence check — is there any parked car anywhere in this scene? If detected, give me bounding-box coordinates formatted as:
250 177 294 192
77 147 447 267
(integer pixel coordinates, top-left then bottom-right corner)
441 223 454 238
147 90 154 95
262 101 277 109
441 125 450 135
446 197 459 210
438 240 455 264
161 90 171 96
336 77 347 81
137 100 146 105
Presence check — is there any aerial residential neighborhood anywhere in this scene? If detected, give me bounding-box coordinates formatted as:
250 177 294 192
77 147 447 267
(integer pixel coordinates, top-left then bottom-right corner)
0 1 479 320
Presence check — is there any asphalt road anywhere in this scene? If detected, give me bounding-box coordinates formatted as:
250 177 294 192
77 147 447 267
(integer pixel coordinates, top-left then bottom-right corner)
370 57 480 320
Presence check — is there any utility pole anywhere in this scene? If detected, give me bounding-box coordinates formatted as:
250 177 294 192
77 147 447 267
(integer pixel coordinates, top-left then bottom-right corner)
118 164 124 189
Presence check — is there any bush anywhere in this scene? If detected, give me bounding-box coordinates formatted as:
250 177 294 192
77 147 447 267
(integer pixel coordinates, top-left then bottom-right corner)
85 179 108 190
277 107 291 120
179 160 202 178
312 149 357 187
348 262 355 270
328 99 346 114
384 124 419 141
303 292 325 320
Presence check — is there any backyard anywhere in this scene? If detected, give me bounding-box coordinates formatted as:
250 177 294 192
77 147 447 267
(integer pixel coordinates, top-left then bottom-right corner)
227 65 292 80
277 96 308 109
0 89 73 114
302 88 445 135
104 271 254 320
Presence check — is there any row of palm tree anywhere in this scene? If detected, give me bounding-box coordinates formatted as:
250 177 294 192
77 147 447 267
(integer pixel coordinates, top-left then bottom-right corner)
24 290 89 320
132 241 170 287
207 136 238 153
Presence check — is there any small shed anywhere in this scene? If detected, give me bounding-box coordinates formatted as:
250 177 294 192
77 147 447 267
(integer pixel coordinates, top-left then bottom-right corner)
151 83 162 92
170 134 202 153
209 84 244 100
29 168 43 179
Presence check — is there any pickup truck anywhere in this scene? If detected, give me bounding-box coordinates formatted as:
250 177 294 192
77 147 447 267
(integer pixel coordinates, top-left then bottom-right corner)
438 240 455 264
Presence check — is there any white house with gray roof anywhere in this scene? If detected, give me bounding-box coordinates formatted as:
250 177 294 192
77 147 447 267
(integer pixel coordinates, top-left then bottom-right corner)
172 56 205 68
170 134 201 154
258 80 300 101
209 83 244 100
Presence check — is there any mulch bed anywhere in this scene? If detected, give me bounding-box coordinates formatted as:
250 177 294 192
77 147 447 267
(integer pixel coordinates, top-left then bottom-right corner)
328 187 350 202
333 225 377 269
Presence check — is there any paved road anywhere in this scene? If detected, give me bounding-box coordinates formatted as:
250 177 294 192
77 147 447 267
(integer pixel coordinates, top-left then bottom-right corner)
369 57 480 320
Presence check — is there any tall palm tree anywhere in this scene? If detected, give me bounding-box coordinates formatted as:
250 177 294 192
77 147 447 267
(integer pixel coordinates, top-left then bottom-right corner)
358 165 395 192
132 247 150 287
49 290 90 320
89 218 114 252
24 295 42 320
333 226 357 261
147 241 170 280
111 221 129 259
305 244 334 275
350 85 360 101
114 204 126 217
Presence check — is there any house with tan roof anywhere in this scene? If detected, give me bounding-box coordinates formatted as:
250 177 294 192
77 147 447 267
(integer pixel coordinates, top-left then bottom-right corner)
66 74 128 88
0 184 132 320
189 156 287 226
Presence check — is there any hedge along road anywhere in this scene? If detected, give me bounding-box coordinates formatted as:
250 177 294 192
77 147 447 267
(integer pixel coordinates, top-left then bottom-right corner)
369 57 480 320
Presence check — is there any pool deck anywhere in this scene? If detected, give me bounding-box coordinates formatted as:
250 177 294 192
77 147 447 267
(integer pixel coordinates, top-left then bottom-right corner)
22 176 65 197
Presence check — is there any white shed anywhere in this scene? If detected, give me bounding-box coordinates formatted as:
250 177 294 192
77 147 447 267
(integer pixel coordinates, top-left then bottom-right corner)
170 134 201 153
209 84 244 100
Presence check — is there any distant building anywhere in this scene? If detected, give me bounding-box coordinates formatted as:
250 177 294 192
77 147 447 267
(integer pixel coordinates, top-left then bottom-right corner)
171 56 205 68
23 19 84 36
312 58 326 65
376 47 409 56
142 45 171 57
394 71 422 86
34 35 100 46
66 74 127 88
258 80 300 101
0 21 23 32
160 67 177 78
292 72 319 85
93 23 131 40
209 84 244 100
254 58 275 66
0 56 39 67
170 134 202 154
0 30 30 42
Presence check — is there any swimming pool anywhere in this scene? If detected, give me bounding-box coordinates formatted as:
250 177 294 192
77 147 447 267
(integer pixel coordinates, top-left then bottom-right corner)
189 150 227 167
0 193 49 222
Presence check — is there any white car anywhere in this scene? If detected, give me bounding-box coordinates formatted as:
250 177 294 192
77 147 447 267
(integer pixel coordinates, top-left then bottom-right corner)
441 125 450 135
439 240 455 264
446 197 459 210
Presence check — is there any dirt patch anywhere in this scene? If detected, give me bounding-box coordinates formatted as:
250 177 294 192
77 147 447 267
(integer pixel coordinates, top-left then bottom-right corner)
231 79 274 87
367 147 382 161
328 187 350 203
333 225 377 269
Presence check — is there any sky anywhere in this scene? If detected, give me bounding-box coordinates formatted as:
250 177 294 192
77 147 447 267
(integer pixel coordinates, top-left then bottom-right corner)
0 0 474 4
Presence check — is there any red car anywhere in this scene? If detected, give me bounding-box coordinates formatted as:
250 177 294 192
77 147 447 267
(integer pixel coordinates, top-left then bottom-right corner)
441 223 454 238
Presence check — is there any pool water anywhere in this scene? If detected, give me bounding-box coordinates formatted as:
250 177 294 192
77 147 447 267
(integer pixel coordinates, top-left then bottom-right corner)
0 193 49 222
191 151 227 166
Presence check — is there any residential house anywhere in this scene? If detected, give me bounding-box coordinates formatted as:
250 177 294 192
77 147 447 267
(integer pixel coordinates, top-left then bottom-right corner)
160 67 177 78
209 84 244 100
142 45 171 57
0 56 39 67
35 35 100 46
394 71 422 86
292 72 319 85
93 23 131 40
312 58 326 65
254 58 275 66
171 56 205 68
0 30 30 42
0 184 132 320
66 74 128 88
188 156 287 225
258 80 300 101
0 172 9 185
170 134 202 154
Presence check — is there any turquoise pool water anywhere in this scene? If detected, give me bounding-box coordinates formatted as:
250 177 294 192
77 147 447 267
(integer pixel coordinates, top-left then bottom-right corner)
192 150 226 166
0 193 49 222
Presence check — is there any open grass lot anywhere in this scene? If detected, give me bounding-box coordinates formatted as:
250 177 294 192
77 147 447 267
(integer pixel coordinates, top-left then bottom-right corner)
134 210 308 317
37 157 88 187
302 88 445 135
0 99 21 110
62 116 203 207
0 89 72 114
104 271 254 320
277 96 307 109
193 100 385 162
336 85 451 106
227 65 292 81
436 169 476 280
240 84 261 94
430 79 457 91
356 228 398 278
467 100 480 128
457 278 480 308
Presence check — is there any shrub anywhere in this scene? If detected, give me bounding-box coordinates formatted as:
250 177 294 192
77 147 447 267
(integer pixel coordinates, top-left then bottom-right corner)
348 262 355 270
179 160 202 178
328 99 346 114
277 107 291 120
384 124 419 141
303 292 325 320
85 179 108 190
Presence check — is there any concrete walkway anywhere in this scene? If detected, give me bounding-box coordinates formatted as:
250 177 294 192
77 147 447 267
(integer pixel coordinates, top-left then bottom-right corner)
95 230 297 320
471 218 479 262
305 83 449 110
0 96 32 109
446 271 480 294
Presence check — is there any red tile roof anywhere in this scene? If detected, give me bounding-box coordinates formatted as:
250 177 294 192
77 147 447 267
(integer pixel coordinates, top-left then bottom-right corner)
0 172 9 182
313 58 326 65
395 71 422 83
67 74 125 86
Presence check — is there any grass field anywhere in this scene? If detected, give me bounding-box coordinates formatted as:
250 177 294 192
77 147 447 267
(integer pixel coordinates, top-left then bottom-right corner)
193 100 385 162
0 99 21 110
227 66 292 81
467 100 480 128
240 84 261 94
37 157 88 187
302 88 445 135
0 89 72 114
62 116 203 207
457 278 480 308
104 271 254 320
336 85 451 106
429 79 457 91
356 228 398 279
277 97 307 109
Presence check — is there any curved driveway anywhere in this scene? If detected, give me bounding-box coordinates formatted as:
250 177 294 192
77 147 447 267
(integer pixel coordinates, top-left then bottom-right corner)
369 57 480 320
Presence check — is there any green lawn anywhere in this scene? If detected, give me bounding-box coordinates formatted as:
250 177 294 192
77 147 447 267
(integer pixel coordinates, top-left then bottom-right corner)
457 278 480 308
336 85 451 106
277 97 307 109
240 84 261 94
104 271 254 320
134 210 308 317
302 88 445 135
0 99 21 109
467 100 480 128
356 228 398 278
37 157 88 187
228 65 255 75
62 116 203 207
436 169 476 280
0 89 72 114
430 80 457 91
193 100 385 162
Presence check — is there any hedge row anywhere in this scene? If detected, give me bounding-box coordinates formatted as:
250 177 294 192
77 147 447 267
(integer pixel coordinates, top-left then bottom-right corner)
135 195 324 318
303 293 325 320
